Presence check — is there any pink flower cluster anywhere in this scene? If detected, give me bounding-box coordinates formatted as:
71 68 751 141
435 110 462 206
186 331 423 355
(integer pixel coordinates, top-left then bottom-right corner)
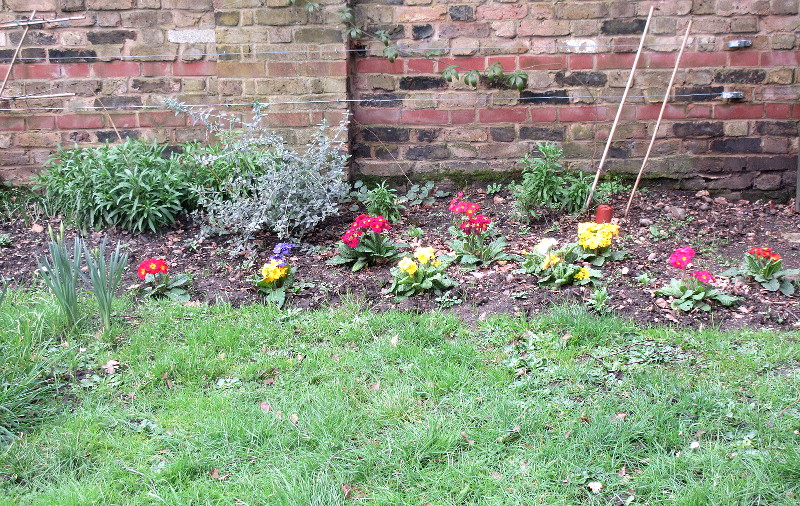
669 246 715 284
448 192 480 216
341 214 391 248
669 247 695 269
460 214 491 235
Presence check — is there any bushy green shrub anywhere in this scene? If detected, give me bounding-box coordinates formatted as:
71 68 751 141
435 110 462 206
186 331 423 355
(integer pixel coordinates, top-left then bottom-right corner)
512 142 612 221
167 100 350 240
38 139 197 233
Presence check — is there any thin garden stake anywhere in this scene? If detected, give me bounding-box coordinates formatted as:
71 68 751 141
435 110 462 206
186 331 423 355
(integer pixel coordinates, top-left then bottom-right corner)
0 10 36 98
584 5 654 210
625 20 693 217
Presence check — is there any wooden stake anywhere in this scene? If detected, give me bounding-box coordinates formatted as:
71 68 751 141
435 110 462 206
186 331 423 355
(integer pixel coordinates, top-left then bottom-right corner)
0 10 36 99
584 5 654 210
625 20 693 217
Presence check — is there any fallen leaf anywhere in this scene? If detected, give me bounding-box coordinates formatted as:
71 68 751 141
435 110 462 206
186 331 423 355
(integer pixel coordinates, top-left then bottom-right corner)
259 401 272 412
263 377 275 386
580 413 591 424
330 353 341 362
613 412 627 421
165 379 174 389
31 223 44 233
341 484 353 499
390 335 399 347
370 381 381 391
102 360 120 374
587 481 603 494
289 413 299 424
161 371 169 380
183 300 201 307
490 471 503 480
209 467 229 480
461 431 475 445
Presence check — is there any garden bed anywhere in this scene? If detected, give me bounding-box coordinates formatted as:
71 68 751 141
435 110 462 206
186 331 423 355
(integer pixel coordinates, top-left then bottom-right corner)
1 186 799 330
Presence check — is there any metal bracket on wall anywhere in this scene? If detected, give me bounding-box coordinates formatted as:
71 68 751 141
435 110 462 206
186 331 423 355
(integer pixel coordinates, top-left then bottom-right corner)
721 91 745 100
727 40 752 48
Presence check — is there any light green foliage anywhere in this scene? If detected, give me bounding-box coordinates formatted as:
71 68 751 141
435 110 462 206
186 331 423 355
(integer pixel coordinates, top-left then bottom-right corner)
0 184 55 227
364 181 403 222
511 142 610 221
656 278 739 312
38 139 198 234
486 183 504 195
82 238 128 331
168 100 350 240
2 300 798 503
0 233 10 247
37 225 83 327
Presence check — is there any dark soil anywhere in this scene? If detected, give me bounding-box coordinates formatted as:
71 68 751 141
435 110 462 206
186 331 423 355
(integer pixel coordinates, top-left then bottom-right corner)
2 186 799 330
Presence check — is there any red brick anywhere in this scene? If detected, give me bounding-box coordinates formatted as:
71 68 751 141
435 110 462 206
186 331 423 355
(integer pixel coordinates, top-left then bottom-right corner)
727 51 758 67
267 62 297 75
476 3 527 20
765 103 791 118
478 108 527 123
530 108 558 122
406 58 435 73
138 111 186 127
559 106 609 122
401 109 449 125
569 54 594 70
760 51 800 66
141 62 170 77
298 61 347 77
13 64 60 80
596 53 636 69
0 116 25 131
792 104 800 119
93 62 140 78
63 63 91 78
57 114 104 129
353 108 401 124
440 57 486 71
355 58 404 74
323 110 348 125
681 52 728 68
26 116 56 130
519 54 567 70
685 105 713 118
647 53 677 69
714 104 764 120
264 112 311 127
487 56 516 70
636 104 709 120
108 114 137 128
174 61 217 76
450 110 476 124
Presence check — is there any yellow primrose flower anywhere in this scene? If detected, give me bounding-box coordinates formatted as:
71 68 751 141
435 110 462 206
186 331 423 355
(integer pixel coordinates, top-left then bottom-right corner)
414 247 436 264
541 254 562 270
577 222 619 250
398 257 418 276
574 267 590 280
260 259 289 283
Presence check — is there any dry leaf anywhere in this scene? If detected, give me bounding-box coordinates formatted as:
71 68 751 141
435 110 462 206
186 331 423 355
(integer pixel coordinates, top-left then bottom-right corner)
370 381 381 391
259 401 271 412
490 471 503 480
289 413 299 424
31 223 44 233
209 468 228 480
161 371 169 380
341 483 365 500
330 353 341 362
102 360 119 374
263 377 275 386
183 300 201 307
588 481 603 494
579 413 591 424
461 431 475 445
165 379 174 389
341 484 353 499
613 412 627 421
390 335 399 347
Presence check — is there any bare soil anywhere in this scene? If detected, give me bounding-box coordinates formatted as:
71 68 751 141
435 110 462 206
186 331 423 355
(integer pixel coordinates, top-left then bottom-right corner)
2 186 799 330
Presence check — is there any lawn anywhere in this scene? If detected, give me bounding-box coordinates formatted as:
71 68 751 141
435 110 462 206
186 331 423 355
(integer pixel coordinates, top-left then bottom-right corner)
1 292 799 505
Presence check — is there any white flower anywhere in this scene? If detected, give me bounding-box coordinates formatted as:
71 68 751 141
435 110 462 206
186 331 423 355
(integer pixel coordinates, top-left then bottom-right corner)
533 238 558 256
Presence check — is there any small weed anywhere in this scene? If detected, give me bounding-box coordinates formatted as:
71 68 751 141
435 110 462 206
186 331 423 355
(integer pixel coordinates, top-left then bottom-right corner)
635 272 655 285
585 285 611 315
435 291 463 308
406 226 425 239
486 183 504 195
0 233 11 247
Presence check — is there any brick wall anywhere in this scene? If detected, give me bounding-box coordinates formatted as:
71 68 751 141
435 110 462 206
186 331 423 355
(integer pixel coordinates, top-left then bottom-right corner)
0 0 798 199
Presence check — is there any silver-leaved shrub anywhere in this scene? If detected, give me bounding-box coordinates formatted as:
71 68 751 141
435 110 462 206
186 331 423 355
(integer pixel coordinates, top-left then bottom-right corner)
167 100 350 240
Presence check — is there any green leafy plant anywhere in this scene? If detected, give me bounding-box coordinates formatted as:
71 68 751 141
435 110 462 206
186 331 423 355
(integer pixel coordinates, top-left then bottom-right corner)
38 139 197 233
586 286 611 315
82 238 128 331
388 247 456 300
399 181 446 207
486 183 504 195
722 247 799 296
37 225 83 327
328 215 403 272
446 193 509 269
167 100 350 241
656 277 737 312
406 226 425 239
365 181 403 222
0 233 11 247
519 240 601 288
511 142 608 221
136 258 191 303
251 243 295 308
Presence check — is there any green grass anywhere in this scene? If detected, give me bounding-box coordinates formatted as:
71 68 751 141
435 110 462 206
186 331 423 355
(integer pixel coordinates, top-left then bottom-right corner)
1 292 799 504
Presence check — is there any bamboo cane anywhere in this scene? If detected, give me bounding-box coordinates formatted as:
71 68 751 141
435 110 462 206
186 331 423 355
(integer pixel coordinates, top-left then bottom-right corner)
0 10 36 98
625 20 693 217
584 5 654 210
